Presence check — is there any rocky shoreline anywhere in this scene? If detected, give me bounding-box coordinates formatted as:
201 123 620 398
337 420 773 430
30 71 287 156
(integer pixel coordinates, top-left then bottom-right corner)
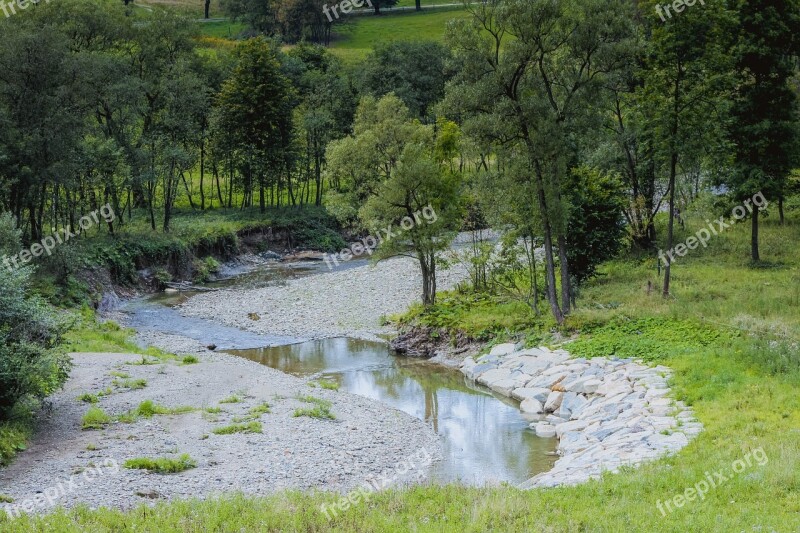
461 344 701 488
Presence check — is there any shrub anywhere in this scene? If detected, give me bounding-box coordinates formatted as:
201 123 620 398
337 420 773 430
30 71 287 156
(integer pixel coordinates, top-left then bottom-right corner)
124 454 197 474
81 407 112 430
0 214 71 419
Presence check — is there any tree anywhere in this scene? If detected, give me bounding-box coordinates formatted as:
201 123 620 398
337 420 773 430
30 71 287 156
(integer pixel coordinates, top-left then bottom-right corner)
359 40 451 121
443 0 635 324
727 0 800 261
213 37 296 213
640 0 733 296
327 95 462 305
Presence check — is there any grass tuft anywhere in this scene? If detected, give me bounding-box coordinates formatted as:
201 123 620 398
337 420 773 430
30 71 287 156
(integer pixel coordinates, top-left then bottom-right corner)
123 454 197 474
81 407 112 430
212 422 262 435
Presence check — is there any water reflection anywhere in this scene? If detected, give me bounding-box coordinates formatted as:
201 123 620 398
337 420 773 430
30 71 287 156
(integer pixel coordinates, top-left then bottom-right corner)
227 338 557 485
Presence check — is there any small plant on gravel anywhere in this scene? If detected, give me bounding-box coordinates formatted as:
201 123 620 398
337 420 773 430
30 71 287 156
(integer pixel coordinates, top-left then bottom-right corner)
124 454 197 474
205 407 223 413
97 387 113 397
86 443 98 451
317 380 340 391
127 356 160 366
110 371 130 379
219 395 242 404
181 355 199 365
117 401 194 423
77 393 99 404
0 494 13 503
212 422 262 435
113 378 148 390
135 400 194 419
82 407 112 430
249 402 271 416
294 396 335 420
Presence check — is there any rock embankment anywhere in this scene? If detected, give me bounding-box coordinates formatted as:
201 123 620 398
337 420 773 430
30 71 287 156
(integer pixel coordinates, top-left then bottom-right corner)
461 344 701 488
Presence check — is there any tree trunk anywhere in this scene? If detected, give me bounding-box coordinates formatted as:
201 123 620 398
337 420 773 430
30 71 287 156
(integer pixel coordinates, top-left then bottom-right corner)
557 234 571 315
533 161 564 324
662 152 677 298
779 196 785 225
751 205 760 261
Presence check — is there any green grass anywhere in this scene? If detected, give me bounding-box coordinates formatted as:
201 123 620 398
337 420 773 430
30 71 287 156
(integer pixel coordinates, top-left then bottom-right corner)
181 355 200 365
0 420 31 466
109 371 130 379
219 395 242 404
328 9 470 62
112 378 148 390
0 494 12 503
77 393 99 404
293 395 336 420
81 407 113 430
308 379 340 391
211 422 263 435
248 402 271 416
123 454 197 474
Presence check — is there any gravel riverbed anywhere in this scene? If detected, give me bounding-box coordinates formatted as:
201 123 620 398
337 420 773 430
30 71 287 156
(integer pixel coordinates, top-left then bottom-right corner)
0 256 460 517
179 256 469 342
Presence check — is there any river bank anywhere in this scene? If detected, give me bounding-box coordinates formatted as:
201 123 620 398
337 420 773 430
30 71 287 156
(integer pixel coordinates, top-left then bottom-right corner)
179 256 470 343
0 347 442 516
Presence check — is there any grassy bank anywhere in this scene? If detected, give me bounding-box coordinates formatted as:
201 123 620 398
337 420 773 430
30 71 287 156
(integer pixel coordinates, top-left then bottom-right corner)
33 206 345 306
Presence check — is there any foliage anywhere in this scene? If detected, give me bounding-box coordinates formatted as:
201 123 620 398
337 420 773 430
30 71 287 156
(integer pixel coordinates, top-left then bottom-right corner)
0 214 71 419
565 167 629 284
359 40 452 120
567 317 721 362
123 454 197 474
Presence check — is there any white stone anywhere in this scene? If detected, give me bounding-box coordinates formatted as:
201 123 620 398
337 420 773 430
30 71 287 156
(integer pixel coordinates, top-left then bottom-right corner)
511 387 551 403
535 423 557 438
489 343 517 357
543 391 564 413
520 398 544 415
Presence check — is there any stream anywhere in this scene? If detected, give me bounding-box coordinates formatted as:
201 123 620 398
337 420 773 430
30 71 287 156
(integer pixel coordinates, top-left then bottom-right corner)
121 259 558 485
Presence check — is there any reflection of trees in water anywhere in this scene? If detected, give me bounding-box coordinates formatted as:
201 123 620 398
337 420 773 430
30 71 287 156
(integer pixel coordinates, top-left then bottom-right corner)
233 339 558 481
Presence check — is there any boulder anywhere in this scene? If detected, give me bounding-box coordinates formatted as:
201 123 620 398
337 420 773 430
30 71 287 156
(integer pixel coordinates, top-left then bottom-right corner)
543 391 564 413
534 423 557 438
489 343 518 357
511 387 551 403
520 398 544 415
476 368 512 387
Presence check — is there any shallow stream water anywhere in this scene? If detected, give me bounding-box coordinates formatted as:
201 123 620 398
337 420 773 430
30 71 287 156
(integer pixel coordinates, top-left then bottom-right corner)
121 259 557 485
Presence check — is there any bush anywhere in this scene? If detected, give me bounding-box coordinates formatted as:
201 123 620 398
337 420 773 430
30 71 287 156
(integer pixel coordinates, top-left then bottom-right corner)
0 214 71 419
